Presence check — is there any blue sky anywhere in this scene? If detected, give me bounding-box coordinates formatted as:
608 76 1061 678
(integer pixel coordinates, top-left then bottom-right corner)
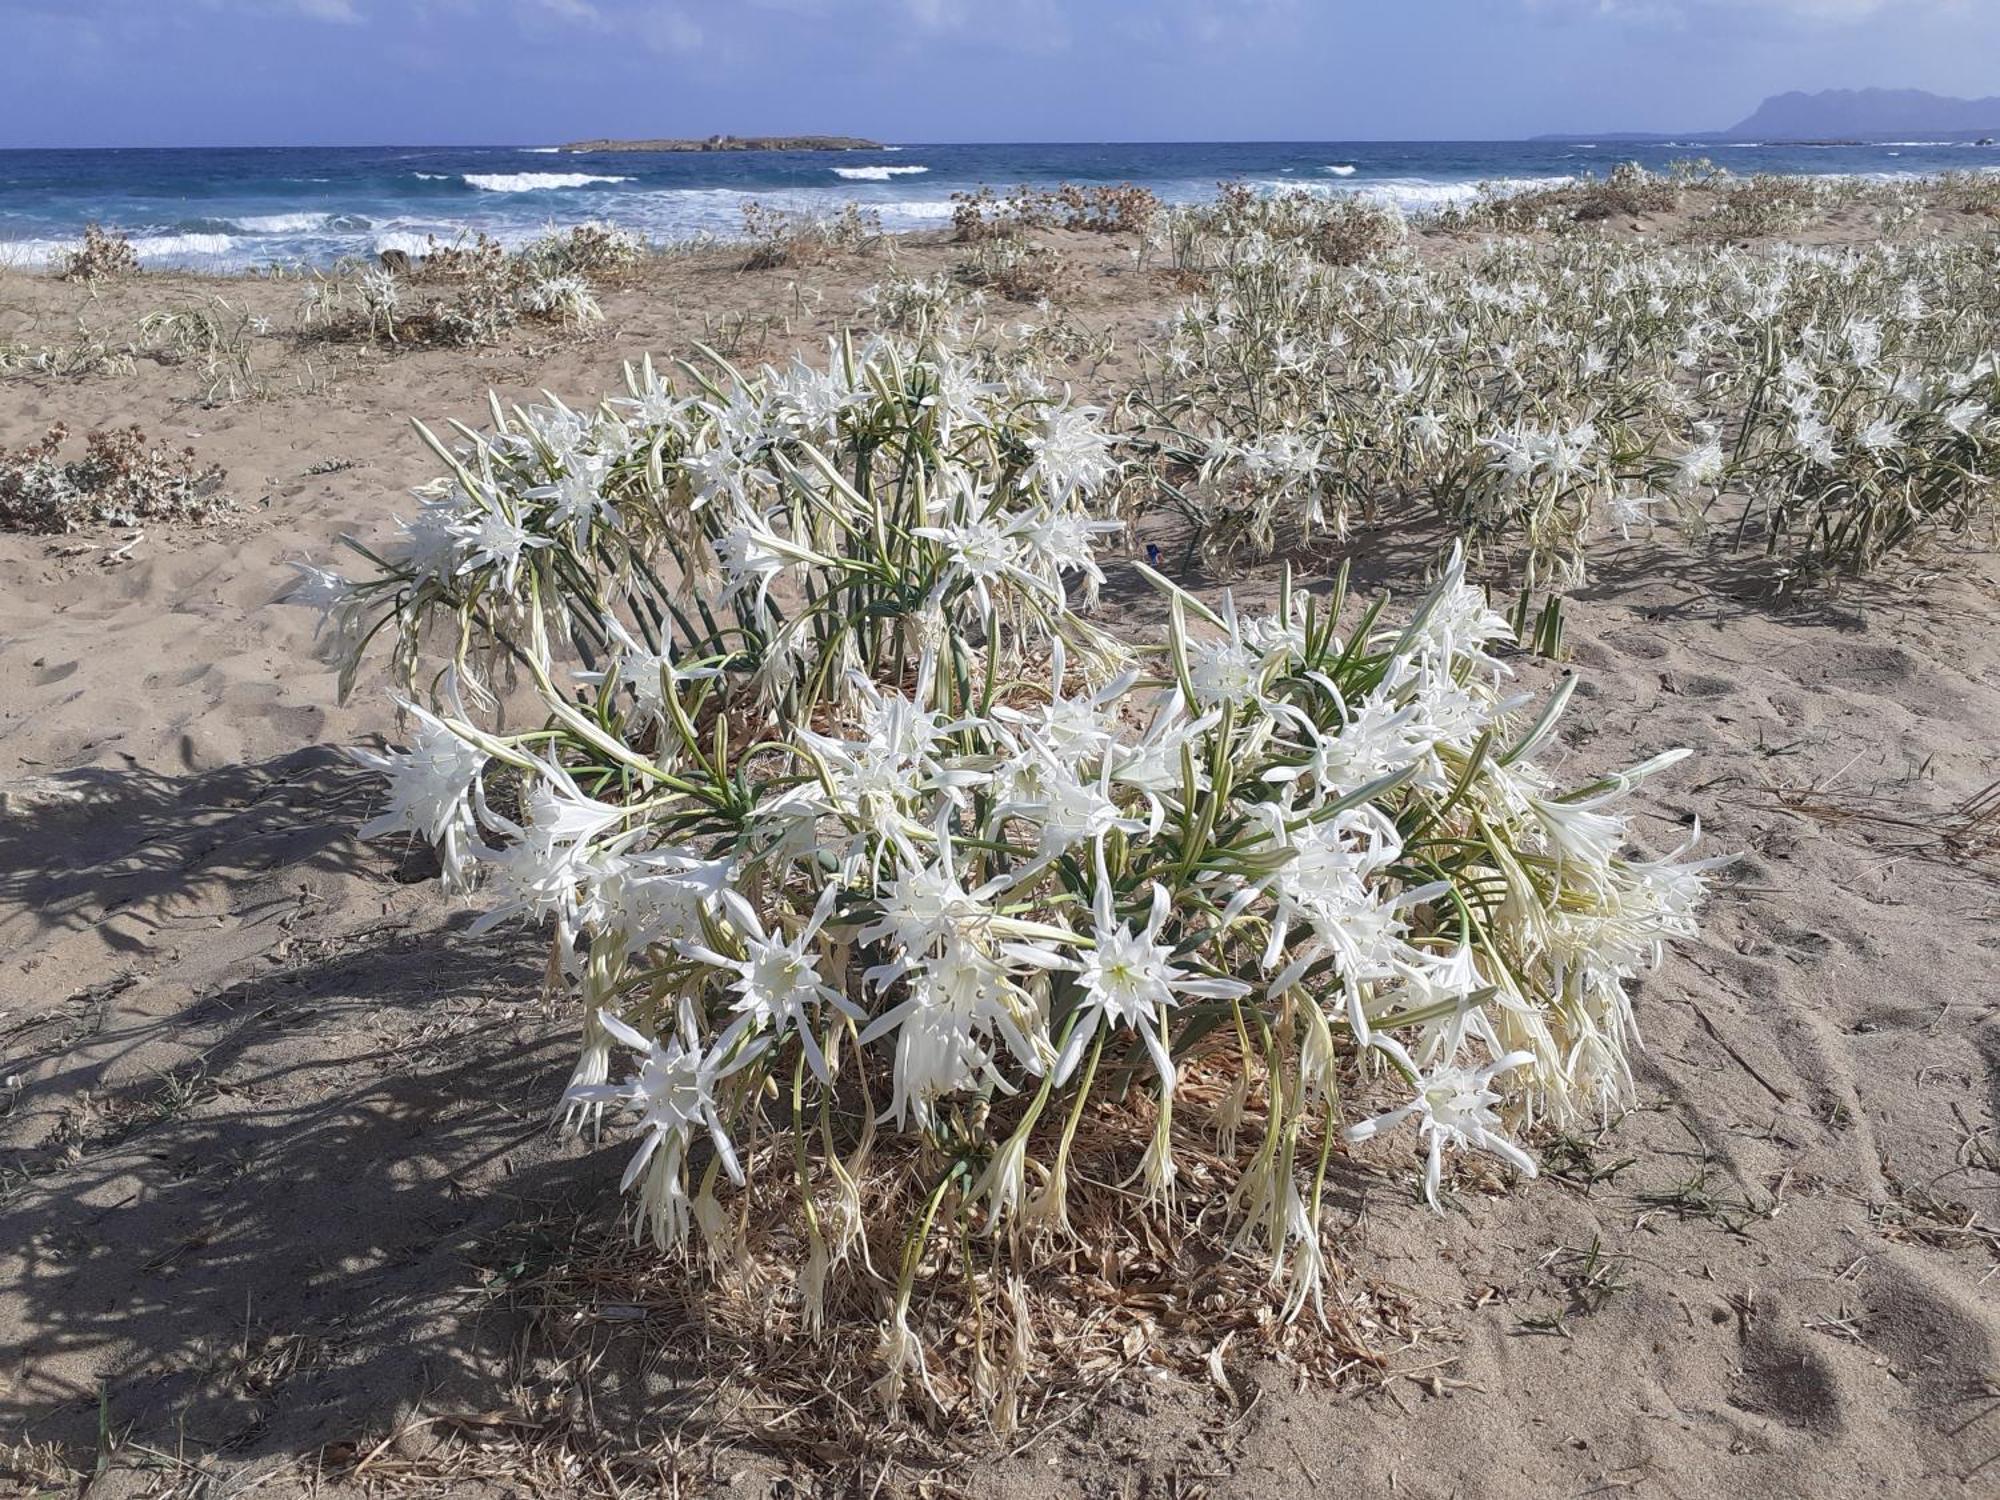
3 0 1997 147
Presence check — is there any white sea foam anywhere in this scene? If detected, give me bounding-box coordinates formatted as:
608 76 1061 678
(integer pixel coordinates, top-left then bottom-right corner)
129 232 239 261
831 164 930 181
853 197 957 227
1362 176 1572 211
1251 175 1572 214
0 238 69 269
461 172 633 192
719 190 948 233
228 212 343 234
575 185 959 237
1324 164 1357 177
373 229 450 258
522 147 562 154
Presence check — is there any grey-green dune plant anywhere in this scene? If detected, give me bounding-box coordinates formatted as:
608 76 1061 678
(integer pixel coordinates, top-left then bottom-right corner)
740 201 884 270
297 234 608 350
1 423 228 533
292 328 1716 1411
137 295 264 404
1126 181 2000 587
954 232 1075 302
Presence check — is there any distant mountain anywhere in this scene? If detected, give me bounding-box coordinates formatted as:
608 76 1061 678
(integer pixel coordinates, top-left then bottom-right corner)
1730 88 2000 139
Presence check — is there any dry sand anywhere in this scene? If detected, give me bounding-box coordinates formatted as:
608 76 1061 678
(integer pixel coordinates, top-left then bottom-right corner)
2 220 1998 1498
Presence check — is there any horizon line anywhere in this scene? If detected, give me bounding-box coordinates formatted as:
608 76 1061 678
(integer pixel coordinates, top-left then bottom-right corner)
8 131 1985 153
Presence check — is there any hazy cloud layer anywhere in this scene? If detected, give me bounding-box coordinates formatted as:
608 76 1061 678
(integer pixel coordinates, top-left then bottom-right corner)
1528 0 1966 21
4 0 1997 146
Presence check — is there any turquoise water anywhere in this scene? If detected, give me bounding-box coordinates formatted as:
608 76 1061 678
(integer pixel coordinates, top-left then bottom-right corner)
3 137 1994 270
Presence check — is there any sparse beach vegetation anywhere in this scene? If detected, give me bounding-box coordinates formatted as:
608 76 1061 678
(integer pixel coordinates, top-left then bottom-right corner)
54 223 141 283
5 160 1999 1493
0 422 228 532
297 333 1719 1419
740 201 885 269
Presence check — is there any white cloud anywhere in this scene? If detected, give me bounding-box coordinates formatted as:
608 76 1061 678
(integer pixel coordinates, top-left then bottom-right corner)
1180 0 1297 46
1745 0 1945 13
523 0 603 21
638 6 703 54
900 0 1066 38
883 0 1294 53
500 1 702 52
1529 0 1958 20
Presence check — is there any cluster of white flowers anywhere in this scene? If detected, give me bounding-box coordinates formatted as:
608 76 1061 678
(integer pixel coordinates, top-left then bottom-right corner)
301 333 1720 1393
1133 210 1999 585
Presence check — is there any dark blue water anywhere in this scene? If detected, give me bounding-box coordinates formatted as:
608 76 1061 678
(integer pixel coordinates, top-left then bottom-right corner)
2 138 1993 270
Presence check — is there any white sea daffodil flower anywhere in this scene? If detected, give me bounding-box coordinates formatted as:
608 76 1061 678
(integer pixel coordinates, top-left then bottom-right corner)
1002 740 1149 867
1256 802 1405 958
452 503 547 594
1017 506 1122 607
991 637 1137 765
1263 692 1429 803
860 940 1048 1129
1672 437 1725 494
1184 594 1274 711
1941 399 1986 437
281 560 369 666
565 1004 764 1251
714 512 814 620
388 493 470 585
799 664 986 843
597 848 735 959
575 618 722 730
347 701 490 887
1344 1033 1538 1211
680 434 752 514
862 826 1006 969
1405 546 1514 678
692 884 861 1083
524 461 618 547
1105 688 1217 831
1856 415 1904 455
280 560 355 629
1605 489 1666 539
472 755 632 936
913 512 1060 618
860 816 1074 987
1025 400 1116 504
1054 849 1250 1097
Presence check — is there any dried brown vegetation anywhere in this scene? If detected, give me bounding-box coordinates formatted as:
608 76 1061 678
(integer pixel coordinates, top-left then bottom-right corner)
0 423 229 532
954 232 1076 301
740 201 884 269
951 182 1162 241
54 223 140 283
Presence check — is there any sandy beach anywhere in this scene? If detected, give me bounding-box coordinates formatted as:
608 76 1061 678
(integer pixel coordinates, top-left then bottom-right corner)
3 187 1999 1500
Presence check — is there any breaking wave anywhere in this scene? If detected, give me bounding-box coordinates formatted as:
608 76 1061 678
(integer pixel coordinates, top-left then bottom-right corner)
831 164 931 181
459 172 634 192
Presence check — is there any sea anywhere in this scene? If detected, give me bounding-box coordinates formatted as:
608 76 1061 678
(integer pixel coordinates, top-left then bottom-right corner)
2 138 1995 272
